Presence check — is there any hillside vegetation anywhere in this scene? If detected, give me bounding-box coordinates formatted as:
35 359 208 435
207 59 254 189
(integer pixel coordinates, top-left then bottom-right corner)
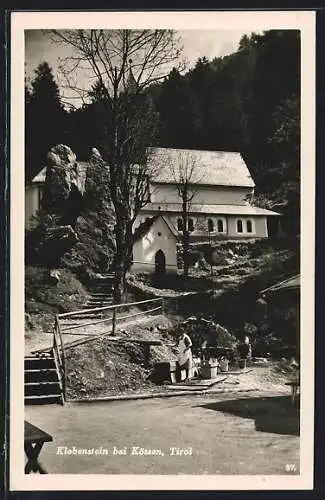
26 31 300 236
24 31 300 357
25 266 89 332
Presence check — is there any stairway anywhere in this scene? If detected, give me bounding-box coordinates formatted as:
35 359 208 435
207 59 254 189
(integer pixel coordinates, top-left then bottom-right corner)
65 274 115 321
25 352 63 405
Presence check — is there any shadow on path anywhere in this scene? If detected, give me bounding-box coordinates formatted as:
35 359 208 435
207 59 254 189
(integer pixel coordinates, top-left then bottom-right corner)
196 395 300 436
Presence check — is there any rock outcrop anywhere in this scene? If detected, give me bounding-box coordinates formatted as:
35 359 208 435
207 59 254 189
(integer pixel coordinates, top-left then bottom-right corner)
42 144 87 223
26 144 115 274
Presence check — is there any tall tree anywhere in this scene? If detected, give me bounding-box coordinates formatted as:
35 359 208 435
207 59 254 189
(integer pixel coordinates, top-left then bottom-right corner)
64 80 112 159
266 96 300 235
243 30 300 185
25 62 67 181
51 29 183 301
187 57 217 148
155 68 201 148
169 150 199 278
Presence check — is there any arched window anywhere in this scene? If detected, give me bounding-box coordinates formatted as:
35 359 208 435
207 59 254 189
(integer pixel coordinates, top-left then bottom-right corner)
208 219 214 232
246 220 252 233
217 219 224 232
177 218 183 231
237 220 243 233
188 219 194 232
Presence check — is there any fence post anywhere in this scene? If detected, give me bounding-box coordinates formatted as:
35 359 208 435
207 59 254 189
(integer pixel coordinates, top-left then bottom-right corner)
112 306 117 335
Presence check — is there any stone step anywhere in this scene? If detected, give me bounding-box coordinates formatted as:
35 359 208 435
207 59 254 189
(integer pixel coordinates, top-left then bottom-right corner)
25 368 58 383
25 394 63 405
89 292 113 296
24 356 56 370
85 301 113 307
25 381 61 396
88 297 113 301
24 353 63 405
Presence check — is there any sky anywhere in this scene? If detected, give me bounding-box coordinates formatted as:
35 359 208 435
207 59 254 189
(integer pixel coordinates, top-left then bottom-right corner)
25 29 254 107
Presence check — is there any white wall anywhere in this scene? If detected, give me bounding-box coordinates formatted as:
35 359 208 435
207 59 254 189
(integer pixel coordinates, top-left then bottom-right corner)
167 214 228 236
135 213 269 240
150 183 253 206
132 217 177 273
227 216 268 238
25 185 41 230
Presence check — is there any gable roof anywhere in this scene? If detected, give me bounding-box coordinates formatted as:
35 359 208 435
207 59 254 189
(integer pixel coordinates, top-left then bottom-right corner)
133 216 157 241
143 202 280 217
32 162 89 184
32 149 255 189
133 215 178 242
148 148 255 188
32 167 47 183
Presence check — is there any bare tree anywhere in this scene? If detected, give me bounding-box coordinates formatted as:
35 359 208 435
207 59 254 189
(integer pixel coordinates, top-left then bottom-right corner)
169 150 199 278
50 29 184 302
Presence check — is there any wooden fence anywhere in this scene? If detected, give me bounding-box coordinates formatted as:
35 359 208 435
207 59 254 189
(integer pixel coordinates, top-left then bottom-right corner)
52 297 164 402
53 315 67 401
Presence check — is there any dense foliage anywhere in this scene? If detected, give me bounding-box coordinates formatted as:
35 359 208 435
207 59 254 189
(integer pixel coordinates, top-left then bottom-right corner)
26 30 300 236
25 62 68 182
152 30 300 230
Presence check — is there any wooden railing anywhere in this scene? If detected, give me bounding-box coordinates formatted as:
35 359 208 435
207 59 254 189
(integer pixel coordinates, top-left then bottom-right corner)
58 297 164 335
52 315 67 401
53 297 164 402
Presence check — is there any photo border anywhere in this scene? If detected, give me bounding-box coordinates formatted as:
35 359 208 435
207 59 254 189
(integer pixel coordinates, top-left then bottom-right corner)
7 8 316 492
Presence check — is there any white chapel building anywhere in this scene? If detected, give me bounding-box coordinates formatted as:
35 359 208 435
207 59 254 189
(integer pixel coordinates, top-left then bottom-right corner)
26 146 279 274
131 147 280 273
134 147 279 238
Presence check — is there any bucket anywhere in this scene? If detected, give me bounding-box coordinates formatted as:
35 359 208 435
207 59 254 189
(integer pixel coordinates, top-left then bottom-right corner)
219 358 229 372
238 359 247 369
200 360 218 379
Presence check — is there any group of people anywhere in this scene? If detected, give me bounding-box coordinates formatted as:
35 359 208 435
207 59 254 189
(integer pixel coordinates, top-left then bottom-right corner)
176 332 252 381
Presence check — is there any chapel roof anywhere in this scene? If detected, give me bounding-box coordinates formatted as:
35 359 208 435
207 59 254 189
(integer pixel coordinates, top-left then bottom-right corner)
148 148 255 188
32 148 255 189
142 202 280 217
32 162 89 184
133 215 178 242
133 216 158 241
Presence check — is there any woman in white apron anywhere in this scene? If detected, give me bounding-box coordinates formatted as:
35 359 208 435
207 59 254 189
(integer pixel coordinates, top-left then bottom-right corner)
177 332 193 380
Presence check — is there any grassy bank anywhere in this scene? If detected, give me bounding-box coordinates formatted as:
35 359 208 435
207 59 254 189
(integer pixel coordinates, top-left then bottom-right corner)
25 266 89 333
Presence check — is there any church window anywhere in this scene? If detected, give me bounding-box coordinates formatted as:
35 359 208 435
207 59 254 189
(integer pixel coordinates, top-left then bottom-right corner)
208 219 214 232
188 219 194 232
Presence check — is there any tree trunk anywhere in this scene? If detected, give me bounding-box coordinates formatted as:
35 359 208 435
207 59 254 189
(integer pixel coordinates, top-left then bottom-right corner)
183 229 190 278
112 216 133 303
182 195 189 278
113 261 125 304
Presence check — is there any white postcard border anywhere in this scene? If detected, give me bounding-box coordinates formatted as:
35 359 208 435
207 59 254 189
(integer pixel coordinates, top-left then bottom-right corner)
10 9 315 491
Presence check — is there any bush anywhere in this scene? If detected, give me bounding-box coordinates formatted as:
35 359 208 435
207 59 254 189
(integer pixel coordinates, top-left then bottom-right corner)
25 266 89 315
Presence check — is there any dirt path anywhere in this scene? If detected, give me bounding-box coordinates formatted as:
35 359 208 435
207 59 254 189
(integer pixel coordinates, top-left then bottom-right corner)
25 390 299 475
25 314 163 355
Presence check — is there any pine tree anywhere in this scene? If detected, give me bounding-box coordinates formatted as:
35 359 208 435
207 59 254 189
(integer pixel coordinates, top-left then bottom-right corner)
156 68 201 148
25 62 67 181
65 80 112 159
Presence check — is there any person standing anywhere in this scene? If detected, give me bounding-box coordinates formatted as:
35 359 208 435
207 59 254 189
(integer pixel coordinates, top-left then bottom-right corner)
177 332 193 381
238 336 251 369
